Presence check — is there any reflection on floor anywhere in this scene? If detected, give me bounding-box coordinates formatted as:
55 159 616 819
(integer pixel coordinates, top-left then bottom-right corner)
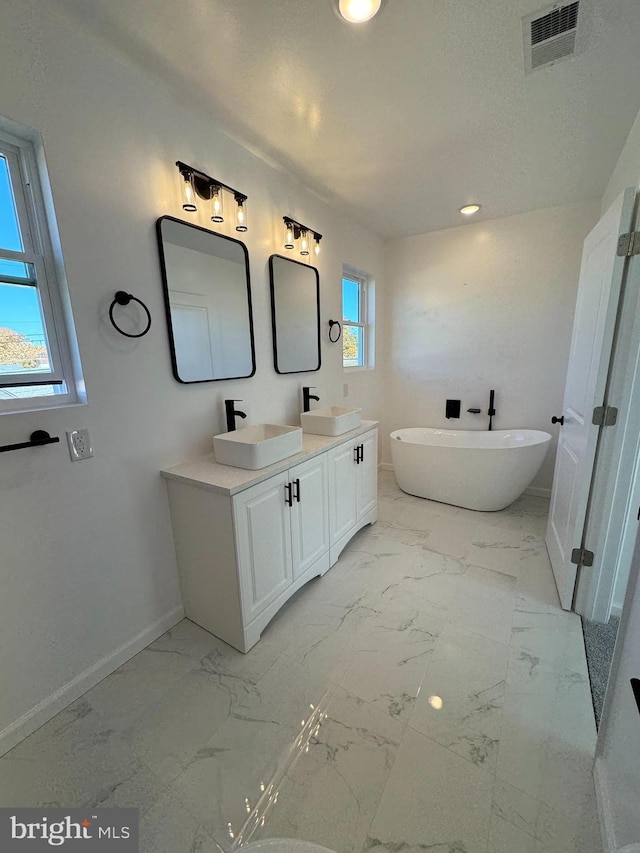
582 615 620 727
0 471 601 853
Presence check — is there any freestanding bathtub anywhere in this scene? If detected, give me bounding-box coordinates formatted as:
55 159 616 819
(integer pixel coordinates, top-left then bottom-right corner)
390 428 551 511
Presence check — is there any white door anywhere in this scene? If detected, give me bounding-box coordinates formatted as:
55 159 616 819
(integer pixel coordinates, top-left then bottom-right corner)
233 472 293 623
290 455 330 579
546 188 636 610
328 441 359 547
357 429 378 522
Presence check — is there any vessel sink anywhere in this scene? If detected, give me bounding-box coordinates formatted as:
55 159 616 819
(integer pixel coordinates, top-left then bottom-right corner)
301 406 362 436
213 424 303 470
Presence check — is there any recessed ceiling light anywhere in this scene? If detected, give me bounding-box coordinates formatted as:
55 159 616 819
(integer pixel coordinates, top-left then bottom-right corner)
335 0 385 24
459 204 481 215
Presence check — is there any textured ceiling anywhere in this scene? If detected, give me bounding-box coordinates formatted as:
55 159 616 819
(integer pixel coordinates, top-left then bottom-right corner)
52 0 640 238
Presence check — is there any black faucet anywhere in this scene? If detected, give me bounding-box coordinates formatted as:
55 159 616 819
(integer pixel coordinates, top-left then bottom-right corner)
302 386 319 413
224 399 247 432
488 389 496 431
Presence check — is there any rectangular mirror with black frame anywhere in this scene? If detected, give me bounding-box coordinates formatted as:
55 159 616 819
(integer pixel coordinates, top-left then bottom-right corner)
156 216 256 383
269 254 321 374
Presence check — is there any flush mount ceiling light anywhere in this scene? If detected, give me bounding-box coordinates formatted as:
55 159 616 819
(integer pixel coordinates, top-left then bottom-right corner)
334 0 386 24
176 161 248 232
459 204 481 216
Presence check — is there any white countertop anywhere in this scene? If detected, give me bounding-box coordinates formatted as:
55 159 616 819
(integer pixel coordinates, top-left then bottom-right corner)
161 420 378 496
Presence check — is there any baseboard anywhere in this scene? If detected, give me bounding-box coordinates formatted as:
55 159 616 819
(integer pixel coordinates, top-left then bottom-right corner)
379 462 393 472
594 756 617 853
0 604 184 757
523 485 552 499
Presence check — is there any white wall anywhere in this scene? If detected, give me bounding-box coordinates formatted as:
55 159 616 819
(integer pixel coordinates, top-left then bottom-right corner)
0 0 384 752
380 201 600 491
601 107 640 213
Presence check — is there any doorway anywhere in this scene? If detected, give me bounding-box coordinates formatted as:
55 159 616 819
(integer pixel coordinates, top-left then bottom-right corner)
545 187 640 727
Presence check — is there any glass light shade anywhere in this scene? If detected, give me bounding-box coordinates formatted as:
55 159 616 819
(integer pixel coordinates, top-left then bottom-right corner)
182 173 197 212
235 199 248 232
211 187 224 223
284 222 295 250
338 0 382 23
300 230 310 256
314 236 321 257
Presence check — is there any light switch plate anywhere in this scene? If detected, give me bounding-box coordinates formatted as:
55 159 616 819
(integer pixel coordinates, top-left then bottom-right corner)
67 429 93 461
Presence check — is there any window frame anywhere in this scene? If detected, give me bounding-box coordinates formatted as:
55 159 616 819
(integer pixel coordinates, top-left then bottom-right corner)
342 267 374 371
0 126 82 414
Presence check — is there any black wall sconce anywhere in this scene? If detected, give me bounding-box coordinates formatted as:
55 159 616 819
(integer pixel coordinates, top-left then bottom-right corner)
176 161 248 232
283 217 322 258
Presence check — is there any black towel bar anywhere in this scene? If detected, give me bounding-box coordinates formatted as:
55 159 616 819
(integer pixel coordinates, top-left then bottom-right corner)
0 430 60 453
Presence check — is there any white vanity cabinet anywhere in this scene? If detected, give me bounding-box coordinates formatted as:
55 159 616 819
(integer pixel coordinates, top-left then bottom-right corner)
233 454 330 629
328 428 378 564
162 424 377 653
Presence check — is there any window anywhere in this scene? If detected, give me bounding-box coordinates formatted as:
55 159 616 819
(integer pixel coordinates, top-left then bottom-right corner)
342 268 373 369
0 127 82 413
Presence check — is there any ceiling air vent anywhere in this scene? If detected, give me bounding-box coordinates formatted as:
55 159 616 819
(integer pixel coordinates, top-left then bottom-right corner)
523 1 581 73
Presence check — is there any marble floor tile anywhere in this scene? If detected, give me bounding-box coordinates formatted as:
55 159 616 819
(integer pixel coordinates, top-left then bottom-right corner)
79 643 197 733
139 791 222 853
535 799 602 853
123 663 272 784
410 625 509 771
510 598 586 671
2 477 602 853
465 525 529 577
340 598 443 721
171 713 299 842
259 689 403 853
491 777 540 838
449 565 517 645
496 686 555 799
488 813 539 853
376 549 466 611
0 699 143 808
367 727 493 853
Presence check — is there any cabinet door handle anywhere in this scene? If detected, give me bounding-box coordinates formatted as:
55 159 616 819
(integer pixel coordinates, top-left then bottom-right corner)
294 478 301 502
284 482 293 507
354 446 360 464
359 444 364 463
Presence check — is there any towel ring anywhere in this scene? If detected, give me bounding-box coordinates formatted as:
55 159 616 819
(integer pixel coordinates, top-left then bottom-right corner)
109 291 152 338
328 319 342 343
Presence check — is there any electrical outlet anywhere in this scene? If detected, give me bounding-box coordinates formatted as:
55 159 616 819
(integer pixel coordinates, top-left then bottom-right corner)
67 429 93 461
343 383 349 397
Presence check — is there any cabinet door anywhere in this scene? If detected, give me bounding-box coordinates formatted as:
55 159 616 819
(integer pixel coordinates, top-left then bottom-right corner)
357 429 378 521
328 440 358 547
290 454 330 579
233 472 293 624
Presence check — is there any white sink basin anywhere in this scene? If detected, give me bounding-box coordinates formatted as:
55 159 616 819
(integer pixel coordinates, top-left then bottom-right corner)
213 424 303 470
301 406 362 436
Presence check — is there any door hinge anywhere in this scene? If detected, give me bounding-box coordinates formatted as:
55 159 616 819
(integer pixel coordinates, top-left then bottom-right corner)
571 547 594 567
592 405 618 426
617 232 640 257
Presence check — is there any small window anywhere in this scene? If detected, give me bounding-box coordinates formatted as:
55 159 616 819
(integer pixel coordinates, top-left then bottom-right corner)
342 268 374 369
0 126 83 413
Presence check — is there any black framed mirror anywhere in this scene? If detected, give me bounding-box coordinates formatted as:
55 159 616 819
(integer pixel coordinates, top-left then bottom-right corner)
157 216 256 383
269 254 321 374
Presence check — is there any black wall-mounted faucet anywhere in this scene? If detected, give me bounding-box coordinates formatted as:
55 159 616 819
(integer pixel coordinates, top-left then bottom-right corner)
488 389 496 432
303 386 320 413
224 399 247 432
